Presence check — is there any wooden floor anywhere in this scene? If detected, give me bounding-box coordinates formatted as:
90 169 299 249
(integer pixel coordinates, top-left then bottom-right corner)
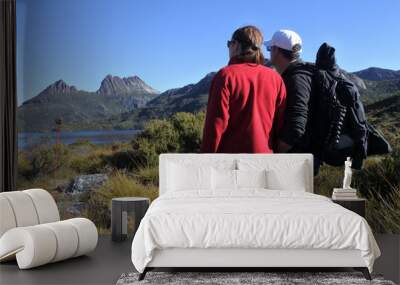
0 234 398 285
0 235 134 285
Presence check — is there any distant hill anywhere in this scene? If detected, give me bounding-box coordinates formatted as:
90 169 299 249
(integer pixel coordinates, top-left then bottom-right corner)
352 67 400 104
359 78 400 104
354 67 400 81
365 93 400 145
18 76 160 131
147 72 215 112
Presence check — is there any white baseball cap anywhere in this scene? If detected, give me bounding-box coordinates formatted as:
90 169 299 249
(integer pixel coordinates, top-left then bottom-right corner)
264 29 302 53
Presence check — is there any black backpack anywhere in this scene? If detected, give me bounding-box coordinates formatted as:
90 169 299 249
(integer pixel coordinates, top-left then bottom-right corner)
310 43 385 169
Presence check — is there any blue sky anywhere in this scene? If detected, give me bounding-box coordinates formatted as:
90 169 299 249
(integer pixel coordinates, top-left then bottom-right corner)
17 0 400 105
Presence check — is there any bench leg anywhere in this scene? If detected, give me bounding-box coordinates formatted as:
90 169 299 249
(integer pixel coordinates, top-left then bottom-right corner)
354 267 371 280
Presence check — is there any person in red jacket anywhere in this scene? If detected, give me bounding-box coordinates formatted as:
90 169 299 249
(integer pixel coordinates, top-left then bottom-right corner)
200 25 287 153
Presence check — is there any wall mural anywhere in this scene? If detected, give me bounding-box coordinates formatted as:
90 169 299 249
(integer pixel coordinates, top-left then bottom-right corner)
16 0 400 235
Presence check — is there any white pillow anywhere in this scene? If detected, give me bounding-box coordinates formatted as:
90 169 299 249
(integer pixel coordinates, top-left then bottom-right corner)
237 158 308 191
266 164 307 191
167 161 212 192
212 168 237 191
236 169 267 188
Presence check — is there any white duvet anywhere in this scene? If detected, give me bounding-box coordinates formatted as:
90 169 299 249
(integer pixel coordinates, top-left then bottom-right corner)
131 189 381 273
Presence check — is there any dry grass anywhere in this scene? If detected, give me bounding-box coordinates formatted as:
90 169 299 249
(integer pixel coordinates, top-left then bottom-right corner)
365 186 400 234
315 151 400 234
84 170 158 229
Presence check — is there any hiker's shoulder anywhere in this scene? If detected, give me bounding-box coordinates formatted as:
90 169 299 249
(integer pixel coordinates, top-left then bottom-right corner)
283 61 314 83
282 61 314 87
216 63 241 77
289 60 316 74
212 65 232 81
218 62 278 78
260 64 282 76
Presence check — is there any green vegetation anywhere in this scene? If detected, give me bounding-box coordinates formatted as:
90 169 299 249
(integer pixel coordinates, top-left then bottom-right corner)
17 111 206 234
130 111 205 167
17 108 400 234
314 149 400 234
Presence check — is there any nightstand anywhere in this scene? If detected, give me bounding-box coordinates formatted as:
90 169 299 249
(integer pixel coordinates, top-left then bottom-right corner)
111 197 150 242
332 198 366 218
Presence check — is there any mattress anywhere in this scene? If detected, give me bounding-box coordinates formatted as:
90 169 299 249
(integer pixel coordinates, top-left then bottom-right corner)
131 189 381 273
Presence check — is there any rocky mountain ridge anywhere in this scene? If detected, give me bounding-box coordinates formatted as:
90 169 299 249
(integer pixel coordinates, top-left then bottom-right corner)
18 66 400 131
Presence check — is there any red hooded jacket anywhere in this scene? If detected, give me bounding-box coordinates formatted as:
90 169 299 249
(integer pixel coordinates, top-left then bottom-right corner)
200 57 286 153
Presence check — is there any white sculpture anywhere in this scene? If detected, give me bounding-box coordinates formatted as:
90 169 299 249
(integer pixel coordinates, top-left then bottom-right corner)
342 157 353 189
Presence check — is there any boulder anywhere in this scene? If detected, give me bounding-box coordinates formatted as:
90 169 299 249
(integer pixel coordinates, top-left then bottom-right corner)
69 173 108 195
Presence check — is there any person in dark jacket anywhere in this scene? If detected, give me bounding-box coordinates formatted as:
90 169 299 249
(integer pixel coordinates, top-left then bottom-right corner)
200 26 287 154
264 29 321 175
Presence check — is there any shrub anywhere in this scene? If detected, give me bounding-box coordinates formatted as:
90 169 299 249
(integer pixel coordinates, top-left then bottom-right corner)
353 148 400 201
314 164 343 197
171 111 205 152
17 151 34 179
29 143 70 177
102 149 139 171
70 154 105 174
131 119 179 167
86 171 158 229
132 162 159 186
128 111 206 168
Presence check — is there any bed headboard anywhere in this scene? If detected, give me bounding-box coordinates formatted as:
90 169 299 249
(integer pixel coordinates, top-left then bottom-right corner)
159 153 314 195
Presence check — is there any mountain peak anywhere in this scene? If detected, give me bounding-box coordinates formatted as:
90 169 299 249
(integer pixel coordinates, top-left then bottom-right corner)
97 74 159 95
127 75 141 80
43 79 78 94
54 79 66 85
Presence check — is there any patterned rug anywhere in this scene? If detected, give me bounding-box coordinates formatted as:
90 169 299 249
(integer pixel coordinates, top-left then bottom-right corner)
116 271 396 285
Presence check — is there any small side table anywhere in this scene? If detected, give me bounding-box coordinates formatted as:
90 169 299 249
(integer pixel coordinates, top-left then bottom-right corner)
111 197 150 242
332 198 366 218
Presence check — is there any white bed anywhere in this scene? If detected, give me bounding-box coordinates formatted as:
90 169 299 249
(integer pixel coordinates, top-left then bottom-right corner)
131 153 381 281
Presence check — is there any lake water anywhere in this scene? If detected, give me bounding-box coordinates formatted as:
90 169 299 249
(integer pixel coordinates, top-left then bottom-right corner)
18 129 141 150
